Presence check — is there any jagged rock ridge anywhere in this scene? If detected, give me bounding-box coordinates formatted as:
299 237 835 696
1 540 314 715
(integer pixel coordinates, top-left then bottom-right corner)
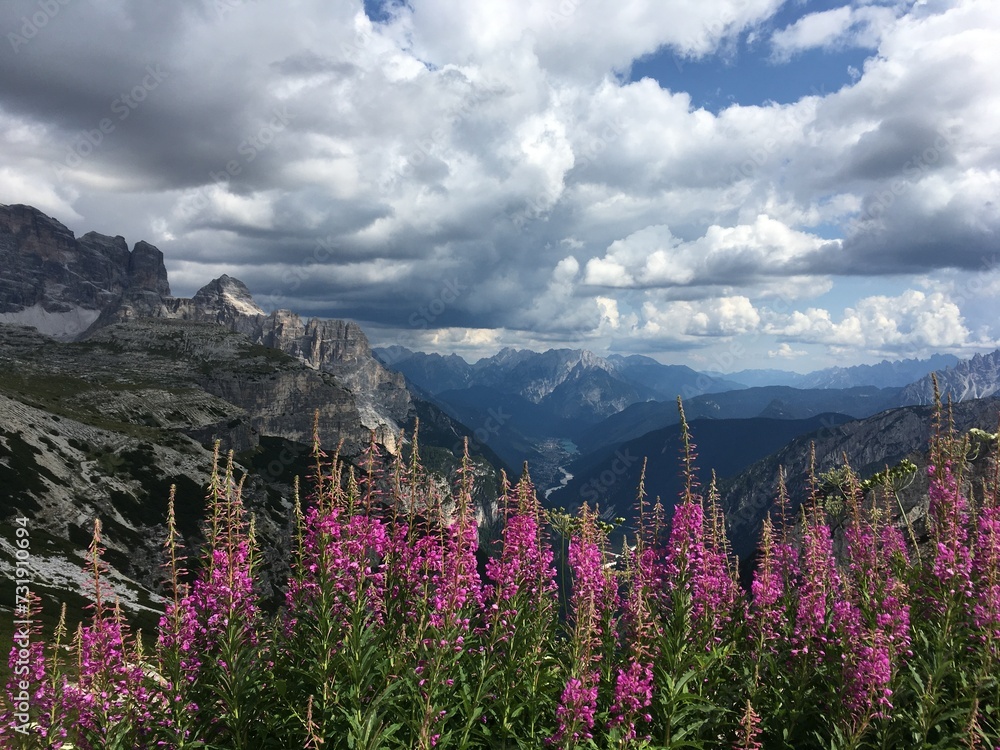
0 203 506 623
0 203 170 339
0 203 410 444
901 350 1000 405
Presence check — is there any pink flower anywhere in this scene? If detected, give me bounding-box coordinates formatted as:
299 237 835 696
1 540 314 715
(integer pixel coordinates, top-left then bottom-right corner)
792 515 842 661
973 503 1000 645
609 661 653 740
928 462 972 599
552 673 600 744
663 497 740 643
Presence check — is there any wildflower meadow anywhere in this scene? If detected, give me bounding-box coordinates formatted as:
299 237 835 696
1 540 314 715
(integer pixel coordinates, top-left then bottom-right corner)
2 396 998 749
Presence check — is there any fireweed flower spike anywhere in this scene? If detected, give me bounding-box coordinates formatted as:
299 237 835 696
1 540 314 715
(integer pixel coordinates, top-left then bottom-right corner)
837 466 912 723
974 475 1000 652
485 469 557 638
610 460 656 744
928 459 973 602
552 504 617 747
793 507 842 663
749 515 786 656
0 593 49 746
161 449 265 748
735 698 764 750
663 409 740 646
473 468 559 744
68 520 152 748
750 470 799 657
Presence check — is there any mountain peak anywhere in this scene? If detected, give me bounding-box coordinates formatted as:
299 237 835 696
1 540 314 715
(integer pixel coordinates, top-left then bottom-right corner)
192 275 264 317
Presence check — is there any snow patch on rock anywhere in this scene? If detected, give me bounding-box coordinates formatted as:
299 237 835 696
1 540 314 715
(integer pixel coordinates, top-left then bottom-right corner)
0 303 101 340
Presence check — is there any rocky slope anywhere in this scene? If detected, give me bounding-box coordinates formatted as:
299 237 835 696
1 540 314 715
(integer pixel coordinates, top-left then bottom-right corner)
0 205 503 626
719 395 1000 561
900 350 1000 404
0 319 502 624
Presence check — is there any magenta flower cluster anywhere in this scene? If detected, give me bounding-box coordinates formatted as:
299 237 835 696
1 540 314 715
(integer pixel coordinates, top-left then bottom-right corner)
2 410 1000 749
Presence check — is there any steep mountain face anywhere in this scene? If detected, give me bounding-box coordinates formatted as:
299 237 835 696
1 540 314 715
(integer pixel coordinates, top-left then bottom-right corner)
0 203 170 339
252 312 411 432
576 385 904 457
482 348 625 405
553 413 856 532
0 204 411 442
543 364 643 420
720 395 1000 560
101 276 412 441
900 350 1000 404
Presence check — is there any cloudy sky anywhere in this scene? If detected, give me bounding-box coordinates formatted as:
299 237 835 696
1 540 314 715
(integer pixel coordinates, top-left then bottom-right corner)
1 0 998 371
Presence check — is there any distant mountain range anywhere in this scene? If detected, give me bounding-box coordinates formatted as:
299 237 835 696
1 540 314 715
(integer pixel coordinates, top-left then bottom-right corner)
377 342 1000 506
574 384 905 457
724 354 960 390
899 350 1000 404
375 345 741 420
374 346 747 486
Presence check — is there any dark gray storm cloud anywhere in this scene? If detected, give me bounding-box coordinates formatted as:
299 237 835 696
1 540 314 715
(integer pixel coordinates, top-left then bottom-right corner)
1 0 998 366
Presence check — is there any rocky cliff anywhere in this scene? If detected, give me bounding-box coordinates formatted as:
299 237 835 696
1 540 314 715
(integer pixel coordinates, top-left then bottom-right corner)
0 203 170 339
720 395 1000 561
0 204 411 444
900 350 1000 404
0 204 502 626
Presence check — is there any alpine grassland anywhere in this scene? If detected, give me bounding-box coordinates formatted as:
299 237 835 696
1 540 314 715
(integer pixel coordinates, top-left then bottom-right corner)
2 393 999 749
